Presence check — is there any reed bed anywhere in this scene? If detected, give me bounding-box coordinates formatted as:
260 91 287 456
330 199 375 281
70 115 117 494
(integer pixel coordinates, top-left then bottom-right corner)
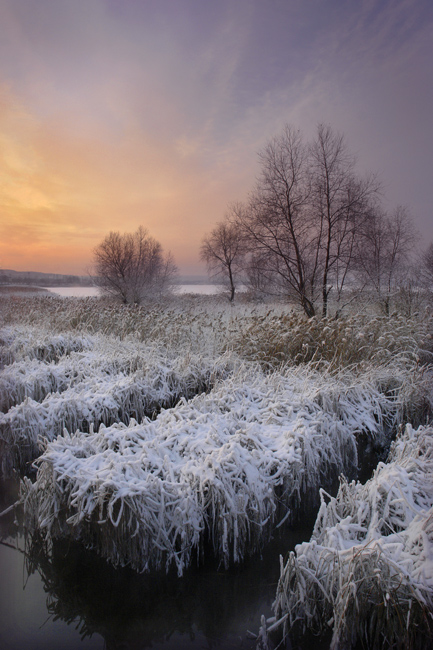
0 330 236 412
0 294 251 355
230 310 433 369
21 362 409 576
2 294 431 367
268 423 433 650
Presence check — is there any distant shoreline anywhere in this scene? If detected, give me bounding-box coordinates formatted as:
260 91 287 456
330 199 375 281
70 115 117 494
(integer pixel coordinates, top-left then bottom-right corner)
0 285 53 295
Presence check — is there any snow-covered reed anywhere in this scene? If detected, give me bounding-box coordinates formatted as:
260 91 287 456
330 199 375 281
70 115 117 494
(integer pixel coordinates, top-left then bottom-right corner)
21 363 406 576
0 295 252 356
0 331 236 476
0 325 94 368
0 330 236 411
2 295 432 366
3 293 432 648
2 296 431 479
269 423 433 649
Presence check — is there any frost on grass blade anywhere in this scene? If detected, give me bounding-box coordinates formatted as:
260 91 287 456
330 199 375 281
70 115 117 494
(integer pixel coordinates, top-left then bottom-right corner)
22 365 401 576
271 423 433 650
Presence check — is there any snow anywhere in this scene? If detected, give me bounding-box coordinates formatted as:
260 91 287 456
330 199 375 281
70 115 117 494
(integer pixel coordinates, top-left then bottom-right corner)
0 327 236 476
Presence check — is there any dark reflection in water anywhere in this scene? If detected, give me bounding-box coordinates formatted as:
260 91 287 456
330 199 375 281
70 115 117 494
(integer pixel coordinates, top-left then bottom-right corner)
0 477 324 650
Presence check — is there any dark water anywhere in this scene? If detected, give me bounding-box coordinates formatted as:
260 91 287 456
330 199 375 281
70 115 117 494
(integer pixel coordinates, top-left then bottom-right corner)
0 478 319 650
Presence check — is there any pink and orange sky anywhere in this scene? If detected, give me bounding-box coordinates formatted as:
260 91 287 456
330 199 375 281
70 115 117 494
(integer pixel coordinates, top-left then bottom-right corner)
0 0 432 276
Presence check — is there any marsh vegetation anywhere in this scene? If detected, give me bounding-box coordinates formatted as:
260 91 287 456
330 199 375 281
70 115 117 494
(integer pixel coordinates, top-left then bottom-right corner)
1 292 432 648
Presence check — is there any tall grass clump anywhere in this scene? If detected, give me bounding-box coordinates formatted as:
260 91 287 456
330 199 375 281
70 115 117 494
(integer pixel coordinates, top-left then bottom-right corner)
230 311 433 369
267 423 433 650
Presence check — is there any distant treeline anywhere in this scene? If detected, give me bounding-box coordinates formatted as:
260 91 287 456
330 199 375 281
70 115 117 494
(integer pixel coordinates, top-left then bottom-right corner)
0 269 211 288
0 269 95 287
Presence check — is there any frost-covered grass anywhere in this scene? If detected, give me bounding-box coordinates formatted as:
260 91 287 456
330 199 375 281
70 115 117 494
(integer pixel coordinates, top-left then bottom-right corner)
0 326 94 368
2 294 432 365
21 362 415 576
0 297 248 476
0 328 236 476
0 294 248 355
0 326 236 413
268 423 433 649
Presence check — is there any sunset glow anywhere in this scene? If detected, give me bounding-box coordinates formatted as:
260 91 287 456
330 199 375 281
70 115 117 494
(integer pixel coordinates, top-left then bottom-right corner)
0 0 432 276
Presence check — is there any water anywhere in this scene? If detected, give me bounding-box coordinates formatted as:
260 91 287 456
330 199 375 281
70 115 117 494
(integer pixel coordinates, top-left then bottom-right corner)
43 285 223 298
175 284 223 295
0 479 317 650
42 286 101 297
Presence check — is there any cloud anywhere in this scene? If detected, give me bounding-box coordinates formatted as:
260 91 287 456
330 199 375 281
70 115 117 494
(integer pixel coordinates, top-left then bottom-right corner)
0 0 431 274
0 79 256 274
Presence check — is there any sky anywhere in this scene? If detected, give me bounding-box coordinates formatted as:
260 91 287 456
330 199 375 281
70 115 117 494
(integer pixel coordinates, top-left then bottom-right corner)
0 0 432 277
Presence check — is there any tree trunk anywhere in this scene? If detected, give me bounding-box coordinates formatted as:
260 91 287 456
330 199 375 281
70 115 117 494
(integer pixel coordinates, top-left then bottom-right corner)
228 266 235 302
302 295 316 318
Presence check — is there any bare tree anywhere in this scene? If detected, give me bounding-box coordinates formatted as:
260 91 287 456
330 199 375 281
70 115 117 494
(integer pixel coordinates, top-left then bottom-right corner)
234 124 378 317
235 126 317 317
354 205 418 314
94 226 177 304
309 124 380 317
200 215 245 301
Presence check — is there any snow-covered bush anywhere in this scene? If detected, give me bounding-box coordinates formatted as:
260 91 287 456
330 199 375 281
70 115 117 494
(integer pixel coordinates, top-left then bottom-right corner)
269 423 433 649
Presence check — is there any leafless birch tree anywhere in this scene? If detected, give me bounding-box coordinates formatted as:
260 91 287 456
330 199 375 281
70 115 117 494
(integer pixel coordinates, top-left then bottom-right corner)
309 124 380 316
234 126 317 316
207 123 417 316
234 124 379 317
